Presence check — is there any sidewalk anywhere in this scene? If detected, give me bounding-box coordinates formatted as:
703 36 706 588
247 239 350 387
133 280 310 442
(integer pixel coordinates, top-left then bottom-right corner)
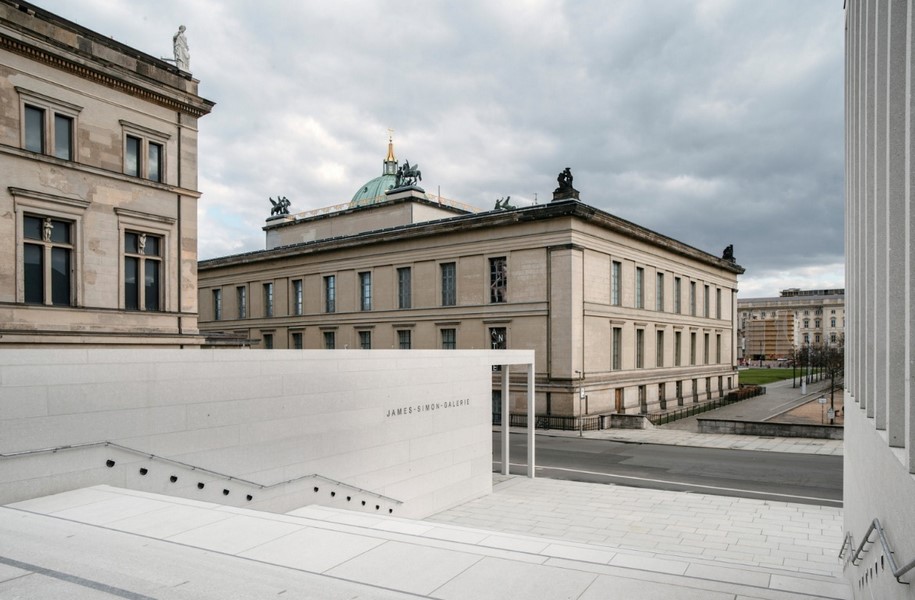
496 377 844 456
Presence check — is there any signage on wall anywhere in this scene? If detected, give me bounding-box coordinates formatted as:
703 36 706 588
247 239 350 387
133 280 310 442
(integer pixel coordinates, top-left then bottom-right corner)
386 398 471 418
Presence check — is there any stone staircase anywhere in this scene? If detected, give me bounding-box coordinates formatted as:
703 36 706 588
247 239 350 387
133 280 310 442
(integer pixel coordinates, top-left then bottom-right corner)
3 484 852 599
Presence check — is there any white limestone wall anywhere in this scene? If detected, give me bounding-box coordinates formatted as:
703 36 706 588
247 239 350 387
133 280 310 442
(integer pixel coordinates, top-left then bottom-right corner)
843 1 915 597
0 349 532 518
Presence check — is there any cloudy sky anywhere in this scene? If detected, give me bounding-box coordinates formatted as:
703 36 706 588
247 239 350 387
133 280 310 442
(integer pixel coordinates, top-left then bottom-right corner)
38 0 845 298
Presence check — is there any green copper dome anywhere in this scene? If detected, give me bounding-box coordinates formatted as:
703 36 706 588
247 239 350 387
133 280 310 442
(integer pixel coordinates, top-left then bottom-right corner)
350 173 396 206
349 136 399 207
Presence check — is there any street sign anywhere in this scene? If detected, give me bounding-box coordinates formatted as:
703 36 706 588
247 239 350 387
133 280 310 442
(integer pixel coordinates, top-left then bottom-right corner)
818 397 828 405
827 408 836 419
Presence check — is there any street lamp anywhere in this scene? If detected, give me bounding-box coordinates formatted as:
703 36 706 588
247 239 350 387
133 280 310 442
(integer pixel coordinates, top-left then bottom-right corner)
574 370 584 438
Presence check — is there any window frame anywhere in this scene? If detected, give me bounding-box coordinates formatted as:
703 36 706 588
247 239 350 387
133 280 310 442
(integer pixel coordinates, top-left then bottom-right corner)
17 87 82 161
292 279 303 316
263 282 274 317
358 330 372 349
489 256 507 303
324 275 336 313
397 267 412 309
123 230 164 312
12 188 89 306
674 277 682 313
119 120 170 183
441 328 457 349
213 289 223 320
635 267 644 309
397 329 412 349
656 329 664 367
236 285 247 319
114 207 174 313
611 261 622 306
22 214 74 306
359 271 372 311
656 272 664 312
441 262 457 306
611 327 622 370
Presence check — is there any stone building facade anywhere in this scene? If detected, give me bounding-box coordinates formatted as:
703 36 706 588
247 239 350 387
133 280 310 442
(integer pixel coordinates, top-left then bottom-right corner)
843 0 915 596
0 1 213 346
199 176 743 418
737 289 845 362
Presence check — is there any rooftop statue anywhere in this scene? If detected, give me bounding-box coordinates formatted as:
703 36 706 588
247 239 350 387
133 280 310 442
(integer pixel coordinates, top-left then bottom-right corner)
722 244 735 262
494 196 516 211
173 25 190 71
552 167 580 200
394 160 422 189
269 196 290 217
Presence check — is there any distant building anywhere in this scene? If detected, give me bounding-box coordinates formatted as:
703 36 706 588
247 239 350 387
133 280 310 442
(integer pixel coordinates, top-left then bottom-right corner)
737 289 845 361
198 143 744 418
844 1 915 597
0 1 213 346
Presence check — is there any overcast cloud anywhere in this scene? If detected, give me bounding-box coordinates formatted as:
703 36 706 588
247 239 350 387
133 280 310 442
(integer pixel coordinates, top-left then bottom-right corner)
37 0 845 298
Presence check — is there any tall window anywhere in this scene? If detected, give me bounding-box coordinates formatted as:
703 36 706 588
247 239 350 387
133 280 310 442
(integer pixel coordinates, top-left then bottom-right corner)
674 331 682 366
716 288 722 319
635 329 644 368
22 96 77 161
324 275 335 313
323 331 335 349
656 272 664 311
236 286 247 319
690 332 696 365
121 122 167 182
23 215 72 306
716 334 721 363
212 289 222 320
703 333 710 364
441 328 456 349
262 333 274 349
441 262 456 306
656 330 664 367
263 282 274 317
397 267 411 309
815 318 821 328
831 317 836 327
803 318 810 328
690 281 696 316
292 280 303 315
703 285 710 317
674 277 682 313
830 332 837 343
398 330 412 349
359 331 372 349
359 272 372 311
611 261 621 306
124 231 161 311
611 327 622 370
635 267 644 309
489 257 507 303
291 332 303 349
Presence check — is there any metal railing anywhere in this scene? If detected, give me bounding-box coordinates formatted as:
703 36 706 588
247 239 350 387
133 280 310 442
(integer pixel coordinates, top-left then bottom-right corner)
504 413 602 431
649 385 766 426
1 441 401 504
840 519 915 584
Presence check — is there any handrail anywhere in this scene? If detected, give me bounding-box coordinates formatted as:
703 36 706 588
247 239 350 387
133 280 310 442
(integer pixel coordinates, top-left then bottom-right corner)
845 519 914 584
1 441 402 505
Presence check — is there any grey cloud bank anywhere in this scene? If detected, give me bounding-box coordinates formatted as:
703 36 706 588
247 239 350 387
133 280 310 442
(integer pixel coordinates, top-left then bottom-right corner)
37 0 844 297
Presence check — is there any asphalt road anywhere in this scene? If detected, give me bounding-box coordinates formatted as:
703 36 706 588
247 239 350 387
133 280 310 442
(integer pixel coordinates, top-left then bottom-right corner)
492 432 843 507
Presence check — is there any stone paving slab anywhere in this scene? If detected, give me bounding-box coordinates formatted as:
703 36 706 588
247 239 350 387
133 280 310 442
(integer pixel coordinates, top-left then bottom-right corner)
4 485 851 600
427 476 845 579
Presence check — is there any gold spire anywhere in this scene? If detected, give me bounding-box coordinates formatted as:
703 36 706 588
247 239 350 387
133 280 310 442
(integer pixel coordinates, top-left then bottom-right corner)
386 128 396 162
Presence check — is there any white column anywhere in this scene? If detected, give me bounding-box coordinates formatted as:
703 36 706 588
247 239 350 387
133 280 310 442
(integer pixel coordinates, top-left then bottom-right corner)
501 366 510 476
527 362 536 478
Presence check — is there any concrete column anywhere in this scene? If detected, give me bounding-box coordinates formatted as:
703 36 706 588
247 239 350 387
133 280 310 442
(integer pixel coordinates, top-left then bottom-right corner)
501 366 510 475
874 0 889 430
527 362 536 478
887 0 907 447
864 0 876 417
907 0 915 471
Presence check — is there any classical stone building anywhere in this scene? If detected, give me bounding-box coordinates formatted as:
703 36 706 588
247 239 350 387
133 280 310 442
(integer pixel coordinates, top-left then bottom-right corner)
198 146 743 418
737 288 845 362
843 0 915 596
0 1 213 346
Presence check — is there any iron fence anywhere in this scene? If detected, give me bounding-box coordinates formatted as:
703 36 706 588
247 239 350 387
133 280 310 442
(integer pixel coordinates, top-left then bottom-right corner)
649 385 765 426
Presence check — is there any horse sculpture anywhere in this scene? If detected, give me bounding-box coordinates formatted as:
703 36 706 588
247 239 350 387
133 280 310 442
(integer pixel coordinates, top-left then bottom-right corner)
269 196 291 216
